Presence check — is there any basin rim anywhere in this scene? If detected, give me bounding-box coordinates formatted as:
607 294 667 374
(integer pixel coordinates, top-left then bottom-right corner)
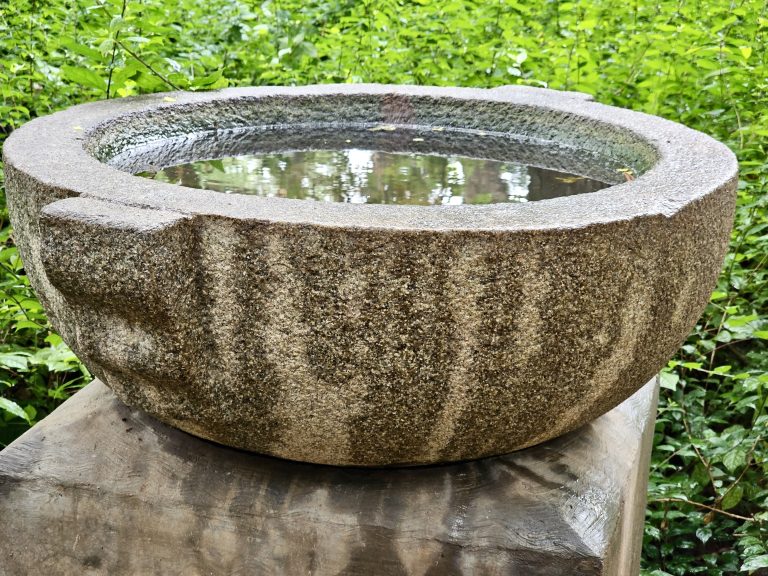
3 84 738 232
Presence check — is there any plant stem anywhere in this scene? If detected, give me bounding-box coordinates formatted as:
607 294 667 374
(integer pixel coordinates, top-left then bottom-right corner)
116 39 180 90
106 0 128 99
650 497 754 522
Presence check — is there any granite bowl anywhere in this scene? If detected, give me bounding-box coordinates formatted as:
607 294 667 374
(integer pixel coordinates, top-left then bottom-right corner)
3 84 737 466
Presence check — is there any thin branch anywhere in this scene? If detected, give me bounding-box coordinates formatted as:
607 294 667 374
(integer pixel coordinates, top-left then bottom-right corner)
711 337 754 355
725 435 763 494
106 0 128 99
680 395 718 494
487 0 504 81
116 39 180 90
730 96 744 150
650 497 755 522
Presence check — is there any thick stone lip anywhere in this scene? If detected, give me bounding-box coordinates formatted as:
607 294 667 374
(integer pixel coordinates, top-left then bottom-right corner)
3 84 738 232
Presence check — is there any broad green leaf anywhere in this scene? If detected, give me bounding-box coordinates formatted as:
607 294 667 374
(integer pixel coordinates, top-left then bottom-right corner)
0 397 30 423
57 37 102 61
61 65 106 90
191 69 223 88
660 372 679 391
0 352 29 371
741 555 768 571
14 320 43 331
721 484 744 510
715 330 733 343
23 404 36 422
45 333 63 346
725 314 758 328
696 526 712 544
723 449 747 472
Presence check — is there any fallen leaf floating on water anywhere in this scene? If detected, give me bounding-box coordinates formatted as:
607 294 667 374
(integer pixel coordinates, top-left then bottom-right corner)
555 176 584 183
368 124 397 132
618 167 636 181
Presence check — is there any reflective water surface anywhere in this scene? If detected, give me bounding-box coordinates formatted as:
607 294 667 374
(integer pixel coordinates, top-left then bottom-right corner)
139 148 611 205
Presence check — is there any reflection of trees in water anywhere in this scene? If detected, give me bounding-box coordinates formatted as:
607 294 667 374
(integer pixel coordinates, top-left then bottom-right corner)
261 150 461 204
161 163 202 189
464 159 513 205
366 151 450 205
149 150 608 204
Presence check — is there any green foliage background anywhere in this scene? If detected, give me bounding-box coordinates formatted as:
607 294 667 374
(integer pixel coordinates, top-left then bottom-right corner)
1 0 767 572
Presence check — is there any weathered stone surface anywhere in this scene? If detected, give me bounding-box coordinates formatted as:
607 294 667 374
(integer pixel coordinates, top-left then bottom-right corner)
0 377 658 576
3 85 736 465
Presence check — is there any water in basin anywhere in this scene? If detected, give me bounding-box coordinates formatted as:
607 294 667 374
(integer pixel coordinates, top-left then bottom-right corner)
122 125 626 205
139 148 610 205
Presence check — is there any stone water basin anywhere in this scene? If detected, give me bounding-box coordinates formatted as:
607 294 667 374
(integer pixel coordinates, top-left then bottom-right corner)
3 85 737 466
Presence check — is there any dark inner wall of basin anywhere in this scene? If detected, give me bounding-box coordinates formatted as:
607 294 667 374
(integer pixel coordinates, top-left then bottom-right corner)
87 95 658 187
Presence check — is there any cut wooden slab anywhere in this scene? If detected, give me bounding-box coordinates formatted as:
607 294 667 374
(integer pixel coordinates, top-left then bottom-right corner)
0 377 658 575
